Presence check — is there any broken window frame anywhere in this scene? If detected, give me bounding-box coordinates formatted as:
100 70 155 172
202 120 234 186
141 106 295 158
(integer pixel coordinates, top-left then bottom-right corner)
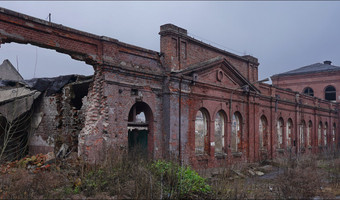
332 123 336 144
214 110 226 156
324 122 328 146
231 112 242 153
277 118 284 149
318 122 322 146
195 109 209 155
307 121 312 147
259 115 268 150
299 120 306 149
286 118 294 149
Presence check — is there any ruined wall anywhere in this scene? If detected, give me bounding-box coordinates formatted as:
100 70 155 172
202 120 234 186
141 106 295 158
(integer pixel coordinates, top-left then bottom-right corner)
29 78 90 155
29 95 58 154
1 7 338 168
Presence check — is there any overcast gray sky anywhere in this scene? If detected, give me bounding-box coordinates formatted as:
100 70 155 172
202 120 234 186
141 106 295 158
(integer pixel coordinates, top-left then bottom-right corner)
1 1 340 82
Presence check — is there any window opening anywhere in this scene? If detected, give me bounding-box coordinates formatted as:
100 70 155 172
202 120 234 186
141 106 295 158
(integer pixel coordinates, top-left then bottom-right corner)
318 122 322 146
259 116 268 150
303 87 314 97
325 86 336 101
214 111 225 155
277 118 284 149
195 110 208 155
307 121 312 147
231 112 242 152
324 122 328 146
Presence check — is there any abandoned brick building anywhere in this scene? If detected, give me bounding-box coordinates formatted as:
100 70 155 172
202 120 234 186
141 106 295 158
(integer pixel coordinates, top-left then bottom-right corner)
0 7 339 168
271 61 340 103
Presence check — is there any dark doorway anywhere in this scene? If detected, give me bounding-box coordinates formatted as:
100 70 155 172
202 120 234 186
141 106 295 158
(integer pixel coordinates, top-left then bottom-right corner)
128 129 148 153
127 102 153 156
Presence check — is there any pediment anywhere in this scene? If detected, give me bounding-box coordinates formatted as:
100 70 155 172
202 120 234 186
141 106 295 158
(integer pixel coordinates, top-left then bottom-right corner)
176 57 260 92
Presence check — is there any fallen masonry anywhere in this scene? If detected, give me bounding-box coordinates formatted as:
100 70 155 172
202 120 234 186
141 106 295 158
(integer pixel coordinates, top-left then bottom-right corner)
0 62 92 162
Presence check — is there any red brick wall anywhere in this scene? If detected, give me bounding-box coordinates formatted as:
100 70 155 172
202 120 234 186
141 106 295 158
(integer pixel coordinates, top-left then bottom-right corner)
160 24 259 83
1 8 338 168
271 71 340 102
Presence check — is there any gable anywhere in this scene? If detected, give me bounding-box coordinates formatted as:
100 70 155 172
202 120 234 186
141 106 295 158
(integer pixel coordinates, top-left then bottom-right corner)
0 59 23 81
177 57 260 92
197 64 239 88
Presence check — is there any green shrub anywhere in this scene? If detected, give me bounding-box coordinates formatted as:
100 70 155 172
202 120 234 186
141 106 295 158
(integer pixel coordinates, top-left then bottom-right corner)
152 160 211 198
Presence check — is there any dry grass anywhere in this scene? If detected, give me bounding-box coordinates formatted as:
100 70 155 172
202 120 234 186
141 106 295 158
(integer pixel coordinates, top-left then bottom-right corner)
0 149 339 199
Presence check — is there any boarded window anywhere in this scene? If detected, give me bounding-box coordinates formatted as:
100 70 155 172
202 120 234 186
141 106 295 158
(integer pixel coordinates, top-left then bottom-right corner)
259 115 268 150
231 112 242 152
195 110 208 154
307 121 312 147
303 87 314 96
214 111 225 155
318 122 322 146
324 122 328 146
277 118 284 148
325 85 336 101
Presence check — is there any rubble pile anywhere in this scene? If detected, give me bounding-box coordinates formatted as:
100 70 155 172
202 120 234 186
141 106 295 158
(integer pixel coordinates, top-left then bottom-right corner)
0 152 55 174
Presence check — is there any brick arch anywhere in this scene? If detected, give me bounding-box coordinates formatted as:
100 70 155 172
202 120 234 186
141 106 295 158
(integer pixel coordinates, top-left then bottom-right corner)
212 107 228 122
127 101 154 155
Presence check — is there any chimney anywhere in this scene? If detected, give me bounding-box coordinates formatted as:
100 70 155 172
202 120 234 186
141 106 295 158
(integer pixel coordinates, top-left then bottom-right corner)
324 60 332 65
160 24 187 36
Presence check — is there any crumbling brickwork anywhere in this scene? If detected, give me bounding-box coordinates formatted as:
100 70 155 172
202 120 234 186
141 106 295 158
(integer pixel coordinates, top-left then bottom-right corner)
0 8 338 169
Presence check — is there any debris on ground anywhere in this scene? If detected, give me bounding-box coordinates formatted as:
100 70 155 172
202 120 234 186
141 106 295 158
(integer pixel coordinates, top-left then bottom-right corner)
0 152 55 174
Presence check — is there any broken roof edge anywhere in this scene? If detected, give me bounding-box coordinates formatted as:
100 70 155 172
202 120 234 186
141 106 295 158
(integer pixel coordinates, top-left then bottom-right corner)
24 74 93 96
0 7 160 59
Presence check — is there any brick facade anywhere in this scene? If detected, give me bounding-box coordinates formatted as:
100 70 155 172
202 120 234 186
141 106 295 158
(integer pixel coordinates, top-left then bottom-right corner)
0 8 338 168
271 62 340 102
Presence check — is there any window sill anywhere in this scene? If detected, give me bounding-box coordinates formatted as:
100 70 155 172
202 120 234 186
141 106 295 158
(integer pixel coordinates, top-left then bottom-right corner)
232 152 242 157
260 148 268 152
196 154 209 161
276 148 285 153
215 153 227 159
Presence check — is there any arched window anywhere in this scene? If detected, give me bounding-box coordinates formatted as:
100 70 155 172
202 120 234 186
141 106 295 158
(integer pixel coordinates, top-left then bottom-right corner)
300 121 306 148
307 121 312 147
277 118 284 149
231 112 242 152
318 122 322 146
215 111 226 155
195 109 209 155
325 85 336 101
324 122 328 146
259 115 269 150
286 119 293 148
303 87 314 97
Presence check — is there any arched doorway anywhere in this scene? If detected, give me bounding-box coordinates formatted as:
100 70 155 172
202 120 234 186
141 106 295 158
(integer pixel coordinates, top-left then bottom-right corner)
127 102 153 156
